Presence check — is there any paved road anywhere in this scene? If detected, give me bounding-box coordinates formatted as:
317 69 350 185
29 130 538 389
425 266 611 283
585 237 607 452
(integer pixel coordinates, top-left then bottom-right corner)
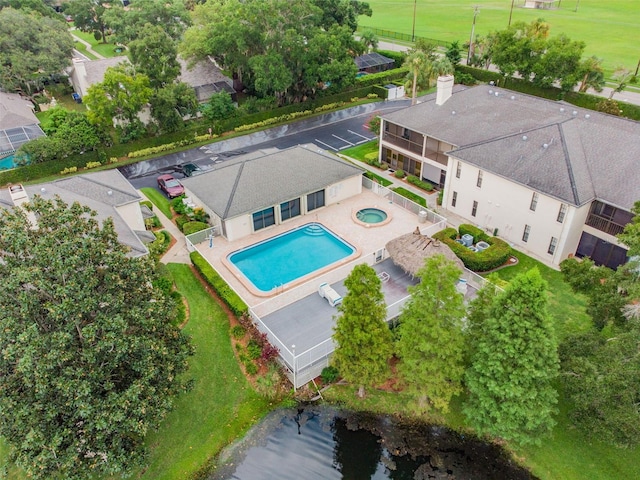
120 99 411 190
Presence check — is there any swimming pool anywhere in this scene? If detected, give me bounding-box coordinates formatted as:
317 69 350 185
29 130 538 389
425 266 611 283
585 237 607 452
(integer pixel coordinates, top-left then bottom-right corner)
228 223 355 293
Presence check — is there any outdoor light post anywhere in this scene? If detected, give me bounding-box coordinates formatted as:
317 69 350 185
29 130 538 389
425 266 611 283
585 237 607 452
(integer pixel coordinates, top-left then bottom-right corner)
467 6 480 65
508 0 515 26
411 0 417 42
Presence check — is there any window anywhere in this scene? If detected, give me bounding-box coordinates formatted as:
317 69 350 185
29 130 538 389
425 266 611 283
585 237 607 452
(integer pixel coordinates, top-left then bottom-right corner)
530 192 539 211
402 127 410 139
307 190 325 211
455 161 461 179
476 170 483 188
548 237 558 255
252 207 275 231
384 121 389 132
557 203 567 223
471 200 478 217
522 224 531 242
280 198 301 221
451 191 458 207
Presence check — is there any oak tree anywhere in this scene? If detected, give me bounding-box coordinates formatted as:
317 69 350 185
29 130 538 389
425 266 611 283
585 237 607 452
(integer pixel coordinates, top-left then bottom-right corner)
0 197 192 479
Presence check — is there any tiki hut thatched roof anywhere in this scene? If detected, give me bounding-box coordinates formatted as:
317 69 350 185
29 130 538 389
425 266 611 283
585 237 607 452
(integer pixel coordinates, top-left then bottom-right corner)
385 232 465 276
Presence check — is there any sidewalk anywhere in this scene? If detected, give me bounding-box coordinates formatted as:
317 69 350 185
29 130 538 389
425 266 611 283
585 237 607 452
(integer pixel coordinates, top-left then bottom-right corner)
138 190 191 264
70 29 105 60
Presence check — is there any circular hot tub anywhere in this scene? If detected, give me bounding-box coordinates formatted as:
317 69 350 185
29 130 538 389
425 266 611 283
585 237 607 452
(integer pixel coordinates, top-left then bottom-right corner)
352 207 391 227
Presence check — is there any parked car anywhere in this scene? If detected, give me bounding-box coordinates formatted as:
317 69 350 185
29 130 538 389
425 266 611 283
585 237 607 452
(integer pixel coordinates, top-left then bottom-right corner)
173 163 203 177
157 174 184 198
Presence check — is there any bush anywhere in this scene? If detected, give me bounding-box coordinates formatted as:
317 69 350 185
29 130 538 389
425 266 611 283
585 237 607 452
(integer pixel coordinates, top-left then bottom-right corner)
244 361 258 375
148 230 171 258
458 223 487 243
59 166 78 175
261 341 279 362
407 175 433 191
171 290 187 327
363 171 393 187
394 169 405 178
190 251 248 316
454 71 477 86
391 186 426 207
140 200 153 210
231 325 246 339
85 161 101 169
247 339 262 360
144 215 162 229
182 221 209 235
355 66 409 87
376 50 407 68
321 366 339 384
175 215 190 231
433 227 511 272
437 190 443 206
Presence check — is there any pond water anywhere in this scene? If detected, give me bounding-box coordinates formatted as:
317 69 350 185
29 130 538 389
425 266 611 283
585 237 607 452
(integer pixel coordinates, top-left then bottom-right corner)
211 406 535 480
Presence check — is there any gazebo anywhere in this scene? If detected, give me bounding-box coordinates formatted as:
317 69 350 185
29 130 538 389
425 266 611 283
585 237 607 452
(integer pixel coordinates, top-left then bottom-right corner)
385 231 465 277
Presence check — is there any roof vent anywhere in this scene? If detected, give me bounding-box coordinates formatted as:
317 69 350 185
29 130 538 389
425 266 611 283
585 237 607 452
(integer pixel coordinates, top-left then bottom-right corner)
107 190 113 196
488 89 493 94
543 143 549 149
510 95 516 100
585 114 591 119
494 91 499 97
572 110 578 116
451 110 456 115
560 107 565 112
522 135 528 141
40 187 46 193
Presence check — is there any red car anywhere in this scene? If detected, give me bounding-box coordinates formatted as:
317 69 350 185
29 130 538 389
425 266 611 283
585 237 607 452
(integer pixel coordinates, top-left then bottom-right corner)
157 174 185 199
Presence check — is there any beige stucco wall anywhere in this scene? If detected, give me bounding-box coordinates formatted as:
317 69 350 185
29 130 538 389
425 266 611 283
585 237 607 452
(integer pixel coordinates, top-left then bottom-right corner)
443 159 579 266
115 202 145 231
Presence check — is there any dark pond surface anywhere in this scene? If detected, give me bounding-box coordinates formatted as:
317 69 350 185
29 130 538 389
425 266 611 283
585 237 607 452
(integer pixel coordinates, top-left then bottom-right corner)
211 405 536 480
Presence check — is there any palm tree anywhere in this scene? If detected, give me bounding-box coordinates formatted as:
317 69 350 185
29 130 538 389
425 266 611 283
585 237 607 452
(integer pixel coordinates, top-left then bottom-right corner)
404 51 431 105
360 29 378 53
578 56 605 93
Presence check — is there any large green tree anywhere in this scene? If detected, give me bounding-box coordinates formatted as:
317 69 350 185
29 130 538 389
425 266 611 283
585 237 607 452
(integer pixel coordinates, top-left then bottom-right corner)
464 269 559 445
332 264 393 398
617 200 640 306
128 23 181 89
396 255 466 413
84 64 152 130
0 197 192 479
489 20 548 80
311 0 372 33
532 34 585 92
560 326 640 447
150 82 198 133
64 0 111 43
0 7 74 95
182 0 358 105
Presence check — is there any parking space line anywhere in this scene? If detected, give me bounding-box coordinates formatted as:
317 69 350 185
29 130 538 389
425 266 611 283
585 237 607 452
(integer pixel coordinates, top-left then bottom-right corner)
332 134 354 146
315 139 339 151
348 130 371 141
355 137 376 145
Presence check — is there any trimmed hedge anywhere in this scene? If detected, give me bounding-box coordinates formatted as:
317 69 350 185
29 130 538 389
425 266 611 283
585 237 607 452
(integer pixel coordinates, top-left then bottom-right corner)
391 186 426 207
458 223 486 243
190 251 248 317
182 221 209 235
175 214 191 231
376 50 407 68
363 171 393 187
407 175 434 192
455 65 502 84
433 225 511 272
148 230 171 259
355 67 409 87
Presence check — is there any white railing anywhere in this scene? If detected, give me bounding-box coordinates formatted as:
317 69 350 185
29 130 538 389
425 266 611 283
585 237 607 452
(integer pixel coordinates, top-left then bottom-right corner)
185 226 219 251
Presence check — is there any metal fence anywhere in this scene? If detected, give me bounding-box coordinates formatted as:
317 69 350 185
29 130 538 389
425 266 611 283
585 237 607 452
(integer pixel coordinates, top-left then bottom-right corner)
185 226 219 251
362 27 450 48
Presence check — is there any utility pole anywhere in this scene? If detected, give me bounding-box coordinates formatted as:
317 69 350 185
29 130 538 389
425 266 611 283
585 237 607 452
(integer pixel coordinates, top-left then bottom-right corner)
508 0 515 26
411 0 417 42
467 6 480 65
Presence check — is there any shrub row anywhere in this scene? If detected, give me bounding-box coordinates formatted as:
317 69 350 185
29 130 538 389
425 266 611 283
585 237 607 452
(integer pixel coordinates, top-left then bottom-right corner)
190 251 248 317
376 50 407 68
182 221 209 235
406 175 434 192
128 133 217 159
148 230 171 259
363 171 393 187
433 225 511 272
391 186 426 207
355 67 409 87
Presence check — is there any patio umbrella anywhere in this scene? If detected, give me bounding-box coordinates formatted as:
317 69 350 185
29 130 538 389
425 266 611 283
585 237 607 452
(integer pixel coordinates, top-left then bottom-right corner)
385 231 465 276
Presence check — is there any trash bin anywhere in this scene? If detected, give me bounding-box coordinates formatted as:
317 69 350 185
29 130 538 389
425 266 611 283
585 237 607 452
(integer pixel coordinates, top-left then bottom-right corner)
72 93 82 104
418 210 428 223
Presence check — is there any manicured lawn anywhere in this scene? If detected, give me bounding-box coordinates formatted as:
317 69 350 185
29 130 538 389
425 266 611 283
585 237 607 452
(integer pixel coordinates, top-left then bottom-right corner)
360 0 639 75
486 250 592 339
140 187 173 219
0 265 274 479
136 264 272 480
73 41 98 60
341 139 379 162
70 28 126 59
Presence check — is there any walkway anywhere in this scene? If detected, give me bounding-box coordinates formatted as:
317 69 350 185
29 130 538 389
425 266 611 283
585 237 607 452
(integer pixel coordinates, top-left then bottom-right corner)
70 29 105 60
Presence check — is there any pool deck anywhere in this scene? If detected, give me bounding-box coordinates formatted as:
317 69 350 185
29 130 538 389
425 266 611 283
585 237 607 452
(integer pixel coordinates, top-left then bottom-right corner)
192 189 437 311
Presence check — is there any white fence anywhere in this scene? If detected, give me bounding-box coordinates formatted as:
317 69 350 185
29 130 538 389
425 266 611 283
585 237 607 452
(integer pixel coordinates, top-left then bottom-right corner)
185 226 219 251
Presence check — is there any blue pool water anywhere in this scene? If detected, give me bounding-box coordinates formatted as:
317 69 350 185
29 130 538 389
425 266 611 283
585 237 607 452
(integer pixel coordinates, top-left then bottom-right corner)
0 155 16 170
228 223 355 292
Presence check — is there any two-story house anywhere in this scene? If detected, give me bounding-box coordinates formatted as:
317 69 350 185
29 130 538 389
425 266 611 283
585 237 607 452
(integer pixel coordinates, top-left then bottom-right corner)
379 78 640 269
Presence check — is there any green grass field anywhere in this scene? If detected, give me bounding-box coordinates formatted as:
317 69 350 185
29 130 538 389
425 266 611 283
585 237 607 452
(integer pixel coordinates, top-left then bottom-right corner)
140 187 173 219
360 0 639 75
70 28 127 59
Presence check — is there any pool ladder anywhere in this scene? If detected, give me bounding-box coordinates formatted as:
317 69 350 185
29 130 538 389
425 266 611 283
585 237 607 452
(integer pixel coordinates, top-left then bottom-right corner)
304 224 324 236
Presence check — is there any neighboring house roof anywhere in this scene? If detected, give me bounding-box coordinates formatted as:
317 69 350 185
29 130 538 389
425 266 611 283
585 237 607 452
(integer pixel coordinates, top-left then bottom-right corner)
0 170 148 257
69 57 129 97
382 85 640 210
182 145 364 219
0 92 45 155
355 52 394 70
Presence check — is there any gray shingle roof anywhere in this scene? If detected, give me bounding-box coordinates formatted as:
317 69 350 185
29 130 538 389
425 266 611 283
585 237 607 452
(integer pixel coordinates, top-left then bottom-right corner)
0 92 40 129
0 170 147 257
181 145 364 219
382 85 640 209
